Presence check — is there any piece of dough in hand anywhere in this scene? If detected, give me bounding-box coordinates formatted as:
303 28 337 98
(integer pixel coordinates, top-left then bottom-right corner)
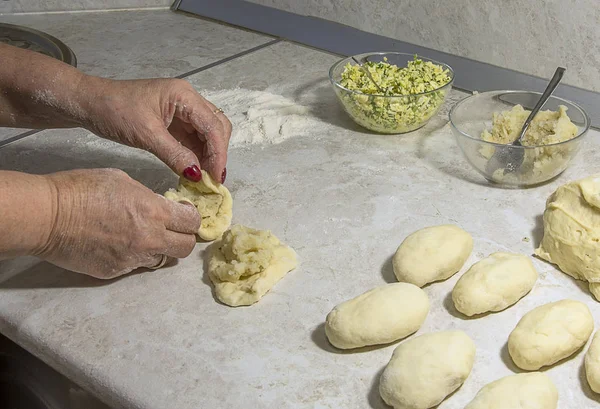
585 331 600 393
508 299 594 370
325 283 429 349
464 372 558 409
379 330 475 409
393 225 473 287
207 225 297 307
452 252 538 316
164 170 232 241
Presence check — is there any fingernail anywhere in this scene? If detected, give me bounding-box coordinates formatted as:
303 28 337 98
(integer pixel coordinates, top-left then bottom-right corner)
183 165 202 182
221 167 227 184
178 200 195 208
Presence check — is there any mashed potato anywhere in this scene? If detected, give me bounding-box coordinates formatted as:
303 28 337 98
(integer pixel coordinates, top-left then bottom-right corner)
480 104 579 185
481 104 577 146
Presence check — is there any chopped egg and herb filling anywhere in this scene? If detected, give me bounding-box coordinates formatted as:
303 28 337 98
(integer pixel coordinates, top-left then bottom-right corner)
336 56 452 133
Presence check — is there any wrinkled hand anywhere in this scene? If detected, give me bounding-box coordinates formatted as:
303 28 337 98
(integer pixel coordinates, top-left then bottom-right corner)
83 77 231 183
38 169 200 279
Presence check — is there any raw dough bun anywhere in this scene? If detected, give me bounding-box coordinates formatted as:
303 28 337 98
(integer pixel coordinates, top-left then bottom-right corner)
379 330 475 409
585 331 600 393
325 283 429 349
508 299 594 370
464 372 558 409
393 225 473 287
535 175 600 291
452 252 538 316
207 224 297 307
164 170 233 241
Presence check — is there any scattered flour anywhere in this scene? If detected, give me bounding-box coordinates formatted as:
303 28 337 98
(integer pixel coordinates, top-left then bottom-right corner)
79 89 323 152
201 89 323 148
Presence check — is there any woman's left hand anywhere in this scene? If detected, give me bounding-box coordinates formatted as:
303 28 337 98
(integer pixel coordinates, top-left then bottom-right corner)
81 77 231 183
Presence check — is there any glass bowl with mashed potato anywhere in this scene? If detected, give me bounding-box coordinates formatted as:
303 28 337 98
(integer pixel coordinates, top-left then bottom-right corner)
449 90 590 187
329 52 454 134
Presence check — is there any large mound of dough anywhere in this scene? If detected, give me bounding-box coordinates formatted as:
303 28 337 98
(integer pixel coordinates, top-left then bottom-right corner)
464 372 558 409
452 252 538 316
207 225 297 307
535 175 600 300
508 299 593 370
325 283 429 349
393 225 473 287
164 170 233 241
379 330 475 409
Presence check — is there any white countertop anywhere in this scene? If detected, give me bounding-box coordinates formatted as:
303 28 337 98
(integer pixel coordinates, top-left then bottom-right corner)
1 10 600 409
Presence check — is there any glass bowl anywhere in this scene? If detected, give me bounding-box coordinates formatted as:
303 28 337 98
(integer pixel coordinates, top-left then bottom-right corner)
449 90 591 187
329 52 454 134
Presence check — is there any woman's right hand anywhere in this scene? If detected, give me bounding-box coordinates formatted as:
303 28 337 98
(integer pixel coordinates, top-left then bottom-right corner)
38 168 200 279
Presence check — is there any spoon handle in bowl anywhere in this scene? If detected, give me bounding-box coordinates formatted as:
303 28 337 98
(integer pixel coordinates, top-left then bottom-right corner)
351 56 385 94
517 67 566 143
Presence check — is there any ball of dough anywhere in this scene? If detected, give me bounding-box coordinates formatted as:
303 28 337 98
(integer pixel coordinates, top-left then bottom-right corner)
508 299 594 370
452 252 538 316
535 175 600 286
393 225 473 287
464 372 558 409
379 330 475 409
585 331 600 393
207 225 297 307
164 170 233 241
325 283 429 349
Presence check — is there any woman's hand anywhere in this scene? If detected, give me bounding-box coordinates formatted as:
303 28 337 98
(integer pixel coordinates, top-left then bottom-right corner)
37 168 200 279
0 45 230 181
81 77 231 183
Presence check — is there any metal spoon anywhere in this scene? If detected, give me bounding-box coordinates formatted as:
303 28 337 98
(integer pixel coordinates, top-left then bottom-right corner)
486 67 566 175
351 56 385 94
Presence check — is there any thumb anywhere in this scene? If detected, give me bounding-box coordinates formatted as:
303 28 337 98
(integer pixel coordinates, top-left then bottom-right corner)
148 128 201 180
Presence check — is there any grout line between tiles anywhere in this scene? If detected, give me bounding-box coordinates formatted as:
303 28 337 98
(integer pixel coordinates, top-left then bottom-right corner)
0 130 41 149
175 38 281 79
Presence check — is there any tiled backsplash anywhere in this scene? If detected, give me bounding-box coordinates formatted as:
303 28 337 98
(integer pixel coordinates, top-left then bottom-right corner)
0 0 172 14
247 0 600 93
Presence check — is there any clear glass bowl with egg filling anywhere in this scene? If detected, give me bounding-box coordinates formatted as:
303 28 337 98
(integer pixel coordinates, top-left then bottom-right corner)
329 52 454 134
449 90 591 187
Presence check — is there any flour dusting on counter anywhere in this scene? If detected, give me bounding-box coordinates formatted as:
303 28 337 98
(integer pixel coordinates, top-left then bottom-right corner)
201 89 323 148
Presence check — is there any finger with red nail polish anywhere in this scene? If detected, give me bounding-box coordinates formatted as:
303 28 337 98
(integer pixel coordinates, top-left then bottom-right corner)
183 165 202 182
221 168 227 184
